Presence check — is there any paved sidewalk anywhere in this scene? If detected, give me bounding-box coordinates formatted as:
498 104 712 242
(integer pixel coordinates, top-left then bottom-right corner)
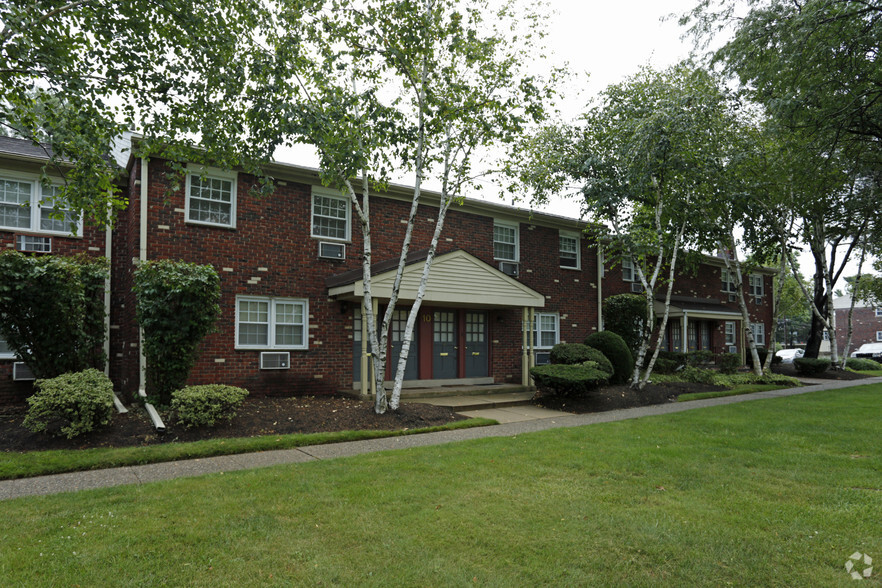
2 377 879 501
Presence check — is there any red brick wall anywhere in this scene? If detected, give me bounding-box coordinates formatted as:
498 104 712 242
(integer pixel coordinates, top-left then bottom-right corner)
835 307 882 351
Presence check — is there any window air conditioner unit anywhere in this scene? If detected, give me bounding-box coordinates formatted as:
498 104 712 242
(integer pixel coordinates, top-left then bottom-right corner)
728 293 737 302
15 235 52 253
12 362 35 381
499 262 519 277
260 352 290 370
318 241 345 260
630 282 644 293
534 351 551 366
728 345 738 354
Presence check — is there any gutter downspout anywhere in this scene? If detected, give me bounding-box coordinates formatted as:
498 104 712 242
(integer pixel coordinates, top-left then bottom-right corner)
104 191 127 414
138 157 165 433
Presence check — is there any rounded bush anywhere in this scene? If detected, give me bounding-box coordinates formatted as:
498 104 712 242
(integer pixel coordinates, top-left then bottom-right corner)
687 350 714 367
584 331 634 384
549 343 613 375
172 385 249 428
652 357 679 374
530 364 610 397
745 347 769 369
718 352 741 375
846 357 882 371
793 357 830 376
23 369 114 439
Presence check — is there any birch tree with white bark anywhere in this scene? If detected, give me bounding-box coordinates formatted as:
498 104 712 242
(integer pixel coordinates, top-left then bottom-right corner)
271 0 557 413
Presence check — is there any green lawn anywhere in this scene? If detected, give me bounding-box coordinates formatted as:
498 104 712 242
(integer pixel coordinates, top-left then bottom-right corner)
2 384 880 586
676 383 784 401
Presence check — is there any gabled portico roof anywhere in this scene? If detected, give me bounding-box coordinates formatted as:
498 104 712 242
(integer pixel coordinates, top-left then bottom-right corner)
326 249 545 308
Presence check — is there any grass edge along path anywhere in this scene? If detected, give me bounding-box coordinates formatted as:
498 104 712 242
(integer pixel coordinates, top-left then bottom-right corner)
0 418 495 481
0 384 879 586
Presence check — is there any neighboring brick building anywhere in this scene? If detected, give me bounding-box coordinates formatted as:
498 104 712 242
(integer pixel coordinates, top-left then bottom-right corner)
832 295 882 352
0 136 776 403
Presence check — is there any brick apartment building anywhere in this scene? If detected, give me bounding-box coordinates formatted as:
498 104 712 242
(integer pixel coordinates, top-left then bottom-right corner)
832 295 882 352
0 136 775 403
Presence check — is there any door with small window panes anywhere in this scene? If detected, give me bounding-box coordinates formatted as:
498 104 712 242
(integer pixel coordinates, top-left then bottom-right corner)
433 311 458 379
464 311 488 377
390 309 419 380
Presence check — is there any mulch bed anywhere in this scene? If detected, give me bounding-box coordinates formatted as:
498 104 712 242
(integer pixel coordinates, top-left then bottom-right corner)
0 396 464 453
534 381 728 414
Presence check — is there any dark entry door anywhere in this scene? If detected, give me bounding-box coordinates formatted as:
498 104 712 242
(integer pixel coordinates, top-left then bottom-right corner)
464 311 488 377
433 310 458 379
390 309 418 380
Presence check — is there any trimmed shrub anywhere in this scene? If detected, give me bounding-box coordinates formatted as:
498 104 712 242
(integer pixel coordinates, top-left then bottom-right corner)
793 357 830 376
677 366 718 384
602 294 647 353
745 347 769 369
0 251 108 378
718 352 741 375
644 351 688 371
687 350 715 367
584 331 634 384
771 354 783 365
134 260 221 405
846 357 882 371
172 385 249 428
653 358 678 374
23 369 114 439
530 364 610 397
549 343 614 376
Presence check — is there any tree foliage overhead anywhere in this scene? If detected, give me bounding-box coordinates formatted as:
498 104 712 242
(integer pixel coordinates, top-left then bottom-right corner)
0 0 276 225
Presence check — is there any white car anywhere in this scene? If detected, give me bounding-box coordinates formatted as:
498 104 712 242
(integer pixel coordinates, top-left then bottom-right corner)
851 343 882 361
775 348 804 364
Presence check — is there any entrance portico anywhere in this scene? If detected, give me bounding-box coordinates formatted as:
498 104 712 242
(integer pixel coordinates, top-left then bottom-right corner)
327 249 546 395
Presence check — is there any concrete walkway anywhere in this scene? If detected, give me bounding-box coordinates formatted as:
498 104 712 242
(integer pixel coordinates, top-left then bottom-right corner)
2 377 879 501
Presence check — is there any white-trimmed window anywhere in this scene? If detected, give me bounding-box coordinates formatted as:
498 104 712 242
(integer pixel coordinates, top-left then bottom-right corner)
533 312 559 349
311 188 350 241
236 297 308 350
750 322 765 346
0 173 82 235
185 166 237 228
493 221 519 261
0 333 14 359
721 269 737 293
749 275 764 297
559 231 580 269
724 321 736 346
875 308 882 318
622 257 635 282
877 331 882 342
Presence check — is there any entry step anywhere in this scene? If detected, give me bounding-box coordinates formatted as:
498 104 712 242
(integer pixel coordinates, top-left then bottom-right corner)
407 390 534 412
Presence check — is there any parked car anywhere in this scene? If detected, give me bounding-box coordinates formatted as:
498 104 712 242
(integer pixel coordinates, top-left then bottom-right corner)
851 343 882 361
775 348 805 364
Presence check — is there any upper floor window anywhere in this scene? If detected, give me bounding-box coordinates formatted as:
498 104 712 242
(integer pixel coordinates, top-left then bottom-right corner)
186 166 237 228
875 308 882 318
311 189 350 241
0 331 14 359
533 312 559 349
877 331 882 342
559 231 580 269
721 269 737 293
749 274 764 297
235 296 308 350
0 174 82 236
493 221 519 261
622 257 635 282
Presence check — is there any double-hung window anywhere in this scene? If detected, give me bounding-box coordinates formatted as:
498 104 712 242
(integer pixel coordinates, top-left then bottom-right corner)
493 221 519 261
236 297 308 350
724 321 736 346
750 323 765 346
622 257 635 282
0 174 82 235
749 275 764 297
559 231 580 269
186 166 237 228
721 269 737 293
533 312 559 349
877 331 882 342
311 188 350 241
